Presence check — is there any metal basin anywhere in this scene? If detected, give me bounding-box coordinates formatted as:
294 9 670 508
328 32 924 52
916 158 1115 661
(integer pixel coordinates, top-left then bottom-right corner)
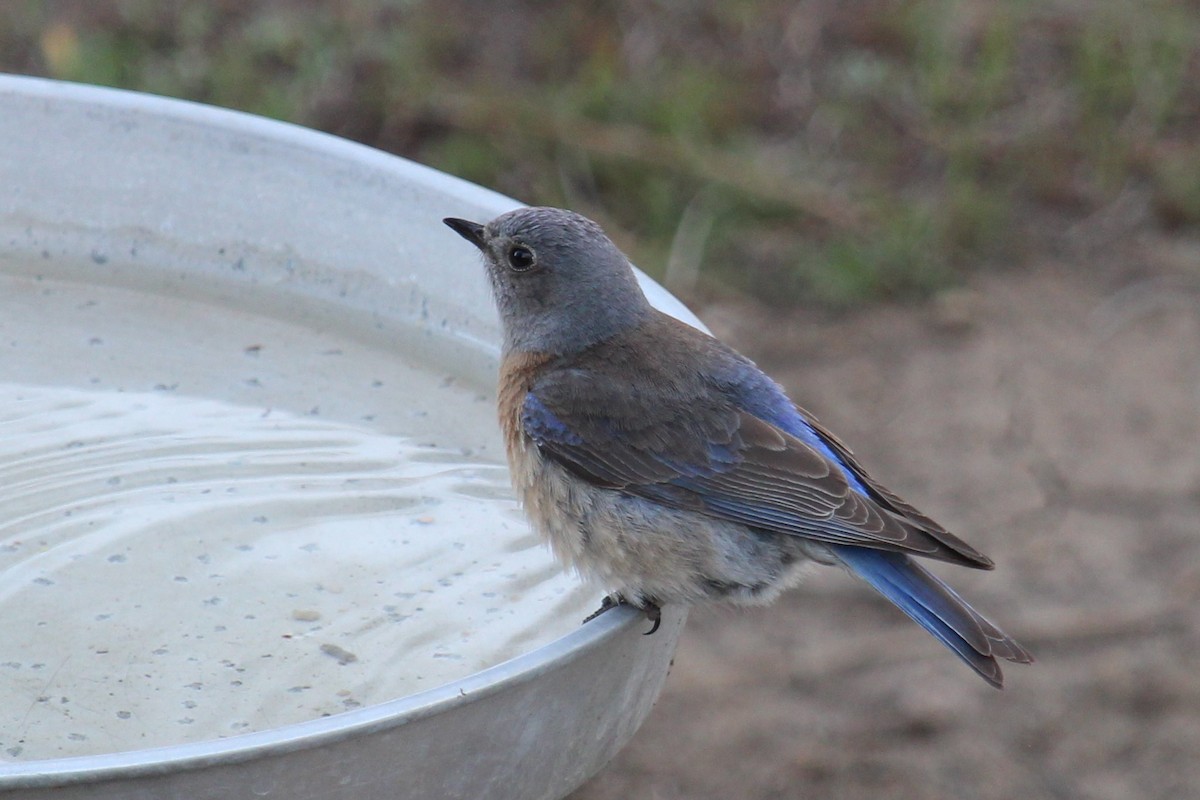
0 74 691 800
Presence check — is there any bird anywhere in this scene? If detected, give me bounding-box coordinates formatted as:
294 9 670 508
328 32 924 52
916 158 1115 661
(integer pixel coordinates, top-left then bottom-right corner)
444 207 1032 688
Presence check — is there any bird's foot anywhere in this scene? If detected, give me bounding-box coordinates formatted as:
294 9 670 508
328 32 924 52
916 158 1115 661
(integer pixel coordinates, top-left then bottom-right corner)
583 593 663 635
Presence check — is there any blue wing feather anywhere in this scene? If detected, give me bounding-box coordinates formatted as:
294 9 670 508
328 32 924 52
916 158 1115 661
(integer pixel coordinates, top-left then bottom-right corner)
717 362 873 495
522 393 583 446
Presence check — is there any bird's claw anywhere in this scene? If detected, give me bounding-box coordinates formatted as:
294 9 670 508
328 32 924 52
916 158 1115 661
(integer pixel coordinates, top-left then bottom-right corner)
583 593 663 635
581 593 621 624
642 602 662 635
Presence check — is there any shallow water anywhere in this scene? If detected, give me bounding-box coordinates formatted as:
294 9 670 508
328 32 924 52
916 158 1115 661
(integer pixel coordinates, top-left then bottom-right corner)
0 271 593 760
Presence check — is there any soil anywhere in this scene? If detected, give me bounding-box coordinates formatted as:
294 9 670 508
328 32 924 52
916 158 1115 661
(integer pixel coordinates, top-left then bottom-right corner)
569 254 1200 800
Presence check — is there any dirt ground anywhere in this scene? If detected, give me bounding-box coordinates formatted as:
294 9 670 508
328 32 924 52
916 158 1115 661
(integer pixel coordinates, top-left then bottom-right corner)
569 245 1200 799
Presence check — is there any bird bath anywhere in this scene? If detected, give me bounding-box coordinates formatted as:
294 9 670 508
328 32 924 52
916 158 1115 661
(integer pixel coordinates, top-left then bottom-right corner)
0 74 692 799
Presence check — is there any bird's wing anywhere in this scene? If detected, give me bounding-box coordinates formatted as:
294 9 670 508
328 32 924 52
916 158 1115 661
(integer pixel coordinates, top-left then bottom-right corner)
781 406 959 546
522 364 988 567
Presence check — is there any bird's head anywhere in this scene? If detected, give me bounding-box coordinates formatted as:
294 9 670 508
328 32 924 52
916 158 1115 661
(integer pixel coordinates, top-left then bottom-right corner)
444 207 652 355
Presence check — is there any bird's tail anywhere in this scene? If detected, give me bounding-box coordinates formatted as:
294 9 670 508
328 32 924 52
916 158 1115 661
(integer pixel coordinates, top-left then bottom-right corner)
833 546 1033 688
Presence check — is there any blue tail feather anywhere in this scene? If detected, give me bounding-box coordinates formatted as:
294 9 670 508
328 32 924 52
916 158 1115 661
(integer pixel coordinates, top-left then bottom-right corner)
833 545 1025 688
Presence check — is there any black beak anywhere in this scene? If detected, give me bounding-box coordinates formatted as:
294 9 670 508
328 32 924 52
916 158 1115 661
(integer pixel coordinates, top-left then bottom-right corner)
443 217 487 251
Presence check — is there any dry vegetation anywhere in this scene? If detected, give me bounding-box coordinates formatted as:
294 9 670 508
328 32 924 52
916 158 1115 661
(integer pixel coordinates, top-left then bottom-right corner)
5 1 1198 304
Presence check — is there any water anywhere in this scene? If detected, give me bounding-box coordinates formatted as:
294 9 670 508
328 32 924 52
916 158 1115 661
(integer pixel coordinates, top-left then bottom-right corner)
0 271 594 761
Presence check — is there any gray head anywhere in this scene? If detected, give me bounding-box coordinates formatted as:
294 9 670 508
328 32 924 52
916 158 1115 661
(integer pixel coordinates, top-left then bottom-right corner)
444 207 652 355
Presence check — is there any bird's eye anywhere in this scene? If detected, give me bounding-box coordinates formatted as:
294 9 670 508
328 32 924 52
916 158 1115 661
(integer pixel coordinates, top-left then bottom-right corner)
506 245 536 272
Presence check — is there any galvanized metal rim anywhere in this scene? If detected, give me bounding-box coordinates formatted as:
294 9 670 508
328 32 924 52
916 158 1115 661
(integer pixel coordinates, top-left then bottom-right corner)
0 605 641 787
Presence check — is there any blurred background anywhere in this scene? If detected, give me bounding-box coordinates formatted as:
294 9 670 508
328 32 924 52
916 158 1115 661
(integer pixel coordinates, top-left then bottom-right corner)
4 1 1199 798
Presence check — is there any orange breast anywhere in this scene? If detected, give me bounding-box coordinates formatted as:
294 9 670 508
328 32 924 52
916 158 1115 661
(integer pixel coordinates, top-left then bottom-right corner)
496 350 556 469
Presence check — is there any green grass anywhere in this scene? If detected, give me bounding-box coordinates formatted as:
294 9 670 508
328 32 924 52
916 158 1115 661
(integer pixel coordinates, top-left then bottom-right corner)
3 0 1198 306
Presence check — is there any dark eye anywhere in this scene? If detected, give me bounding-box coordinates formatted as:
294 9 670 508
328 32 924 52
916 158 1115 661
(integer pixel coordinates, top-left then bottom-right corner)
506 244 535 271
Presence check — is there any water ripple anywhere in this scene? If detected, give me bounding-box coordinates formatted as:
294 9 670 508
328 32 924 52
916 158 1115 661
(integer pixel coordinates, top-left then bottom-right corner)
0 384 592 761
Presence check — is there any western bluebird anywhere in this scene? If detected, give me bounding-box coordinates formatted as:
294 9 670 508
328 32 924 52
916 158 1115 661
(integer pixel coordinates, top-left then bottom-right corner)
444 207 1032 688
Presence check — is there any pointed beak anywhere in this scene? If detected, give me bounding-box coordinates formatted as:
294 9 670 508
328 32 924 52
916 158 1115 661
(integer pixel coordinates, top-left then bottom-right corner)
443 217 487 252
